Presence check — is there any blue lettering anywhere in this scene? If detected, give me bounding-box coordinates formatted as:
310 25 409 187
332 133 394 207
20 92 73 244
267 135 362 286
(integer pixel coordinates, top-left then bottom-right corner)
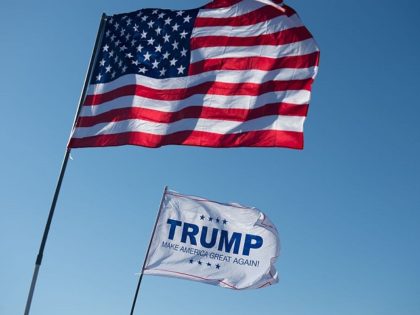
200 226 219 248
218 230 241 254
243 234 263 256
167 219 182 240
165 219 264 256
181 223 199 245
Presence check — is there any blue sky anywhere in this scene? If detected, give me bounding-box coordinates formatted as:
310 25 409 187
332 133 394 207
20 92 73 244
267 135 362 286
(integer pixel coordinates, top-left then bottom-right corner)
1 0 419 314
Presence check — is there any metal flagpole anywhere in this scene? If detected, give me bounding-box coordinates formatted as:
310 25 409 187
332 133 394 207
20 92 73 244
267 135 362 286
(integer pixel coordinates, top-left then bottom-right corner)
130 186 168 315
24 13 108 315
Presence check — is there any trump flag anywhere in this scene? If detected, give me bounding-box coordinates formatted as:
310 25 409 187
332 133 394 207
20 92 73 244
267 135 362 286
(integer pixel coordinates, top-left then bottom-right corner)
68 0 320 149
143 189 280 290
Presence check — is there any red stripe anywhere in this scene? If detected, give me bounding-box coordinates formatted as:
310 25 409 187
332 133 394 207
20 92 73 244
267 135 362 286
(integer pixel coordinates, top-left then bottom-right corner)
191 26 312 49
189 52 320 74
258 281 272 288
144 268 238 289
204 0 284 9
84 79 313 105
68 129 304 149
76 102 308 127
195 5 295 27
204 0 242 9
167 191 256 209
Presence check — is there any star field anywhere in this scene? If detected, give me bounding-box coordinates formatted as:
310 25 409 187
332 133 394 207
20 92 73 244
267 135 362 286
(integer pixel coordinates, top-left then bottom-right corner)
93 8 199 83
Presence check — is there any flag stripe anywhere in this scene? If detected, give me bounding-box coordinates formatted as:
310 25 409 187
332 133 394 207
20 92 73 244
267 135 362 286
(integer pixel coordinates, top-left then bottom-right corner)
72 115 305 138
204 0 243 9
204 0 285 11
143 268 238 289
76 102 308 127
69 129 303 149
191 26 312 49
84 79 313 105
87 67 316 96
189 52 319 74
194 4 294 27
199 0 272 18
190 38 319 62
191 13 303 38
80 90 311 117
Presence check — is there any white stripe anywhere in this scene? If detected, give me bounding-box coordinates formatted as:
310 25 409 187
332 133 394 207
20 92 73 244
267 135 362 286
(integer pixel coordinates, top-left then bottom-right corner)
80 89 311 117
198 0 284 18
198 0 268 18
251 0 285 13
72 115 305 139
192 14 303 38
190 38 319 62
86 67 317 96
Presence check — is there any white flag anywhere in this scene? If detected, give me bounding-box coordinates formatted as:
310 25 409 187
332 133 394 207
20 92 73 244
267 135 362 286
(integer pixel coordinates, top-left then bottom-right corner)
143 190 280 290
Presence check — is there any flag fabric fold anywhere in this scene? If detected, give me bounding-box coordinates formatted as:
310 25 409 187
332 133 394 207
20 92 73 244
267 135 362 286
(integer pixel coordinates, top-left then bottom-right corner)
143 189 280 290
68 0 320 149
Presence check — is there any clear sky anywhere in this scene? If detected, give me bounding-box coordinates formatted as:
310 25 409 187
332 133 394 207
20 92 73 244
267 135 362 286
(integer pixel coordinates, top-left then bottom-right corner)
1 0 419 314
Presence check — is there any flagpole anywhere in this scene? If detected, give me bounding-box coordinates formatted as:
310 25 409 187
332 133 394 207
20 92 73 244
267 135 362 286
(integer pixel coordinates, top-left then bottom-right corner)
24 13 108 315
130 186 168 315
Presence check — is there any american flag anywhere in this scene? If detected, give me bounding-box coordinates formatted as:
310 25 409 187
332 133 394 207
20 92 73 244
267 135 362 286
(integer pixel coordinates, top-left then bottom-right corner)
68 0 320 149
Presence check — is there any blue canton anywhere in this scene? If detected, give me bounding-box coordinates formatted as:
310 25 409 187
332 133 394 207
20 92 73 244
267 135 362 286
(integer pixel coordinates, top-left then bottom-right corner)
93 8 199 83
